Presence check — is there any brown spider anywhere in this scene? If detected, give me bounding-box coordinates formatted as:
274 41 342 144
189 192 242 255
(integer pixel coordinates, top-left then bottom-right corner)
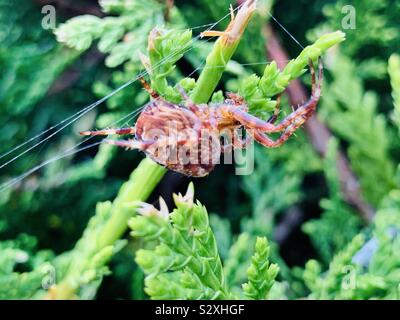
81 59 323 177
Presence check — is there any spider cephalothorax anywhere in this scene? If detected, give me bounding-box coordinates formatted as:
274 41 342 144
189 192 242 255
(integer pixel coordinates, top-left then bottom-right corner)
81 59 323 177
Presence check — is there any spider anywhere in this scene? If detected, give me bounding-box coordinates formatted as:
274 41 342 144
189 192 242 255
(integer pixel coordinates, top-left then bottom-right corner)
81 58 323 177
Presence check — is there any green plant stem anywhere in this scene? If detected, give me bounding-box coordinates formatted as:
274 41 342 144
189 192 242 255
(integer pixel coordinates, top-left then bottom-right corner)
191 40 241 103
191 0 256 103
50 159 166 299
98 158 167 248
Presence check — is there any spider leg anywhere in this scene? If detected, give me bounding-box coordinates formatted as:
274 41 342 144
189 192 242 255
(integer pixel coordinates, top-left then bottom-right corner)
271 58 323 128
221 129 252 152
139 77 160 100
230 108 282 133
271 96 317 131
252 109 311 148
251 59 324 148
231 58 323 134
252 130 289 148
80 127 135 136
103 138 154 150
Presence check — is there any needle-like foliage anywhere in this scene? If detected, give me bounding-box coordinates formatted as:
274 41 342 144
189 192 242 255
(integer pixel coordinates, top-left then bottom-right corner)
242 237 279 299
130 183 278 299
319 54 395 206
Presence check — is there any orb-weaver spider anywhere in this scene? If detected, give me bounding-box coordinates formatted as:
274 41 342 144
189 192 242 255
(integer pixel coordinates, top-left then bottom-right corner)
81 58 323 177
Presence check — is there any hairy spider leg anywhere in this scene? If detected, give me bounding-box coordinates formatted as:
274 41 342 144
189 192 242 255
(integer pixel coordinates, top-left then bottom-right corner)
139 77 160 100
103 139 154 150
80 127 136 136
252 58 323 148
230 108 283 133
80 79 156 137
230 90 311 133
230 58 323 133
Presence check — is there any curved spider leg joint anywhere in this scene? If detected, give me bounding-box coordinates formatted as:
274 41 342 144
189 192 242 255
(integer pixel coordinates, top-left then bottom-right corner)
253 98 319 148
230 107 282 133
139 77 160 100
80 127 135 136
233 57 324 136
253 127 294 149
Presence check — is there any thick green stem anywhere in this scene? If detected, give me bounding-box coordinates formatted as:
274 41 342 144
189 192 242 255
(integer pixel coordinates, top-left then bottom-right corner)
49 159 166 299
191 0 256 103
98 158 167 248
191 41 241 103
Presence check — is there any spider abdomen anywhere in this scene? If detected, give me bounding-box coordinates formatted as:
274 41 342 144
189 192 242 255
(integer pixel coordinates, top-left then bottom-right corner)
135 100 221 177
